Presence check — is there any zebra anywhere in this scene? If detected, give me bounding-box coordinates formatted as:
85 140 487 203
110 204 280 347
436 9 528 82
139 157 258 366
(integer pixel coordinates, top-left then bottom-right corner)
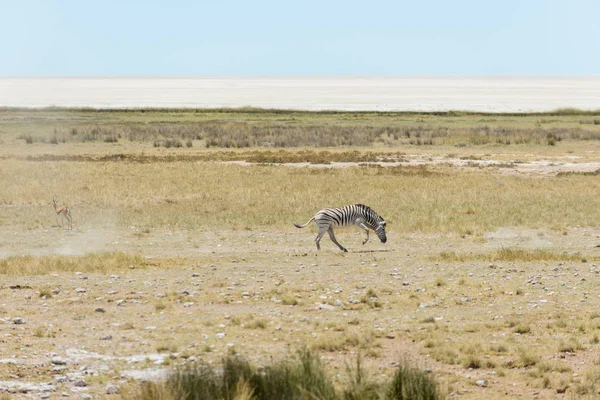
294 204 387 252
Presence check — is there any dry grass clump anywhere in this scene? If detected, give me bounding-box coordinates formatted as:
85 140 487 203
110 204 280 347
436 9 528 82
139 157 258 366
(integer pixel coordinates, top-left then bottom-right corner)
0 252 145 275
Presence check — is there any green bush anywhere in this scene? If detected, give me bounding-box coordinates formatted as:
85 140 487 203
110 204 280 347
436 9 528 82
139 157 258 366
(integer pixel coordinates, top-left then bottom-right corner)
126 349 444 400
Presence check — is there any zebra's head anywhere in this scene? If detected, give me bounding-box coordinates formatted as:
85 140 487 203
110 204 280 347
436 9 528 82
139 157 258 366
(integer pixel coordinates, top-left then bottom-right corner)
375 220 387 243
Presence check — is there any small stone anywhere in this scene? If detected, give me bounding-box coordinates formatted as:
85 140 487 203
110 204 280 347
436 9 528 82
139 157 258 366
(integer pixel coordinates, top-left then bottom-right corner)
334 300 344 307
216 332 225 339
74 379 87 387
52 288 61 295
317 303 336 311
76 288 86 293
106 384 120 394
116 300 126 306
95 308 106 313
100 335 113 340
476 379 486 387
13 317 25 324
386 333 396 339
192 272 200 277
51 357 67 365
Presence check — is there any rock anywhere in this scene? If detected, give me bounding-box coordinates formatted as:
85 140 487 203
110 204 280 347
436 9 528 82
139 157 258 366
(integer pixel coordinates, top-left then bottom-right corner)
106 384 120 394
192 272 200 277
116 300 126 306
76 288 86 293
73 379 87 387
334 300 344 307
95 308 106 313
476 379 486 387
216 332 225 339
51 357 67 365
317 303 336 311
100 335 113 340
52 288 61 295
13 317 25 324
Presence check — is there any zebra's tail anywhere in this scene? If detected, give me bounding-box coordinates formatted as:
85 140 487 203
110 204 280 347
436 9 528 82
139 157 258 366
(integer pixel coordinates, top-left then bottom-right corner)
294 217 315 229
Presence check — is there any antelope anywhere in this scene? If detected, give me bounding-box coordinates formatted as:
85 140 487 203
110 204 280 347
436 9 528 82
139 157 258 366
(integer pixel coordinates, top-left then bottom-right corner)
52 197 72 229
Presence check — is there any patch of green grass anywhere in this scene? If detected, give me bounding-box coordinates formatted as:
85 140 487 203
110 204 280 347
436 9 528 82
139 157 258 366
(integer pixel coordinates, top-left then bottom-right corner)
124 348 444 400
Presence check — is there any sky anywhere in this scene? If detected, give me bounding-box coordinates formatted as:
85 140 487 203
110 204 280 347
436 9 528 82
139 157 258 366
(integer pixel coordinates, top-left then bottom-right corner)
1 0 599 76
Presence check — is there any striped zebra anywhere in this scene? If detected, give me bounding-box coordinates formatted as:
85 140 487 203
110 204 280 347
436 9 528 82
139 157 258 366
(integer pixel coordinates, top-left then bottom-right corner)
294 204 387 252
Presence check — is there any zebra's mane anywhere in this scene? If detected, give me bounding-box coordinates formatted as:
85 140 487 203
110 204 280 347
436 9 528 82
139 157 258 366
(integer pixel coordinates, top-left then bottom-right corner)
354 204 382 221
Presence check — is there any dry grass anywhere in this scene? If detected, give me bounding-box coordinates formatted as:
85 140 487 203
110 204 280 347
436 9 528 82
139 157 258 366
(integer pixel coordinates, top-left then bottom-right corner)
1 160 599 234
4 108 600 148
0 252 146 275
435 249 598 263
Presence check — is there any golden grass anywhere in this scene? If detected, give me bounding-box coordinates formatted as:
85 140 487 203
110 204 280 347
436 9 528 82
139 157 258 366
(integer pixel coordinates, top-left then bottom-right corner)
0 251 145 275
1 159 599 233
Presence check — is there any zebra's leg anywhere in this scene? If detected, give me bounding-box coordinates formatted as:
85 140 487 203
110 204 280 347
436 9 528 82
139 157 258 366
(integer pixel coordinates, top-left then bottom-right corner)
314 227 328 251
358 223 370 245
327 227 348 252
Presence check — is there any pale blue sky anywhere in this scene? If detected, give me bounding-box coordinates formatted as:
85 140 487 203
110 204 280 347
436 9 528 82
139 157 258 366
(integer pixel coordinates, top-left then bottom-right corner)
2 0 599 76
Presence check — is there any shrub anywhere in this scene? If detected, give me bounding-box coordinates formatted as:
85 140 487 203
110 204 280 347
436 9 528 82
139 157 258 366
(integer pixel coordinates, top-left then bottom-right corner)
387 362 442 400
125 349 445 400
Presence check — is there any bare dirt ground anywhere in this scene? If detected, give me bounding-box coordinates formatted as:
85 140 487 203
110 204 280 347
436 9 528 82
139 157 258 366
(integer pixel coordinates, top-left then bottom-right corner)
1 158 600 400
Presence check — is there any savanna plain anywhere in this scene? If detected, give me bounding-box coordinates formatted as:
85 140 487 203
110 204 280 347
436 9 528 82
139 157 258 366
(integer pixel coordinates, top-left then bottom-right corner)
1 108 600 399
